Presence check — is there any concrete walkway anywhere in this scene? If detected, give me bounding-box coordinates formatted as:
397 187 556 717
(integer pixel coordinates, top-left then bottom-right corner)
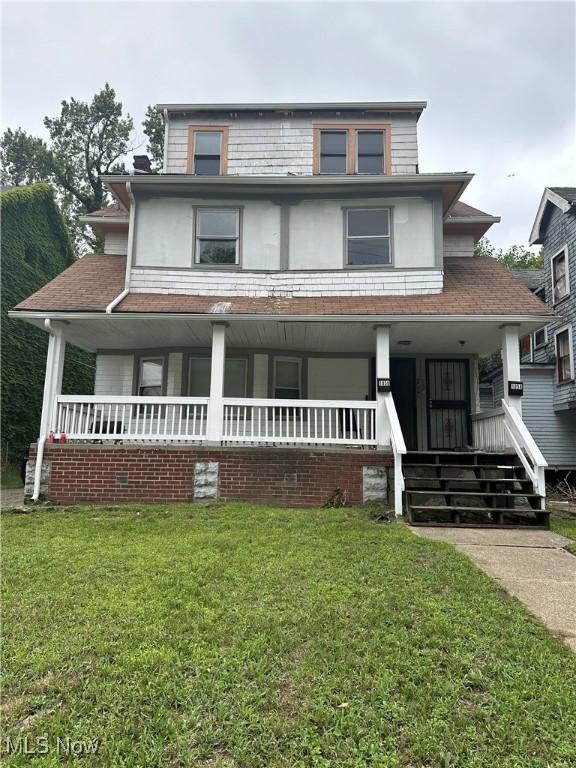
410 526 576 651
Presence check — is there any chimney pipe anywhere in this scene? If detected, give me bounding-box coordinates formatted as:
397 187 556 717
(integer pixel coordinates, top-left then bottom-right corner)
133 155 152 174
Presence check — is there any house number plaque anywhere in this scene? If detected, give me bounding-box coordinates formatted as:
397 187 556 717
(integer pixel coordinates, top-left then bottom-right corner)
508 381 524 396
377 378 391 393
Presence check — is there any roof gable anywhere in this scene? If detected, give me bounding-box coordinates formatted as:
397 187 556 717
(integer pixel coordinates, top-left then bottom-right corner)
529 187 576 245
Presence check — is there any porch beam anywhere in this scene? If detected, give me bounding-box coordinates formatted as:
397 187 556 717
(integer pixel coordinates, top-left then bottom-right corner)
206 322 227 442
375 325 390 447
501 324 522 416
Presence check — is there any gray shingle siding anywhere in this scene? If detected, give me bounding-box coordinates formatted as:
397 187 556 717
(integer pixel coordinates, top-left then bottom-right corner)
533 204 576 410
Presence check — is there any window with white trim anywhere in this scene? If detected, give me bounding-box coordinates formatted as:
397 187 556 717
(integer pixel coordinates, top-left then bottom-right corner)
187 357 247 397
195 208 240 266
552 249 569 303
346 208 391 266
555 328 573 384
274 358 301 399
138 357 164 396
533 326 547 349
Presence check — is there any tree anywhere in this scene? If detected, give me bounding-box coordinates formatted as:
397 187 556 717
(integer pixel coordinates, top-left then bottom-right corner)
142 106 164 171
474 238 544 269
0 84 135 251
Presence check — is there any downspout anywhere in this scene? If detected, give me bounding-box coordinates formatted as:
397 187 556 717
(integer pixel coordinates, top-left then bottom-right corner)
106 182 135 314
162 109 169 174
32 319 63 501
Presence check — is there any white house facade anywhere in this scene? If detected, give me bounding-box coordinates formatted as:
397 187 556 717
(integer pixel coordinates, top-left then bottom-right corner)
12 102 553 525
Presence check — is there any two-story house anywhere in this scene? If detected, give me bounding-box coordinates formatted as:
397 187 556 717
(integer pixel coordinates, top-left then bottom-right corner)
12 101 553 525
481 188 576 472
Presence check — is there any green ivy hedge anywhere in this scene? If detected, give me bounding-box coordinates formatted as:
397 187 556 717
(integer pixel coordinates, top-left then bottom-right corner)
1 183 95 460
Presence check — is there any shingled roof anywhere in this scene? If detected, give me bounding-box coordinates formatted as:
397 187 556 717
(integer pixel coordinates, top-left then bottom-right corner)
13 255 553 318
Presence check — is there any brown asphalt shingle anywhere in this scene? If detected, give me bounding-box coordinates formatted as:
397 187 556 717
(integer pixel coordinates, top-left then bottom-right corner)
14 255 552 317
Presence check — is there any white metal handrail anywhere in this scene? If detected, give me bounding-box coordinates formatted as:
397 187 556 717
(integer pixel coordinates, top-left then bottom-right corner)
501 399 547 498
383 393 407 518
53 395 209 442
222 397 377 447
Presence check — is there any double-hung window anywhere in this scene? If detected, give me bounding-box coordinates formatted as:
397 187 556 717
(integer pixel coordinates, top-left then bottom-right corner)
555 328 573 384
345 208 391 266
552 248 569 303
319 131 348 174
195 208 240 266
315 125 389 175
274 358 301 400
188 127 228 175
138 357 164 396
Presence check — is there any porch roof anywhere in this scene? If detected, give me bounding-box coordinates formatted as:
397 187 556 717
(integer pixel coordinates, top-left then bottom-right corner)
13 255 554 320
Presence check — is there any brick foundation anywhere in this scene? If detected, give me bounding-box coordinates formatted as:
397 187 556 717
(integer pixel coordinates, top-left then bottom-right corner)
29 444 393 507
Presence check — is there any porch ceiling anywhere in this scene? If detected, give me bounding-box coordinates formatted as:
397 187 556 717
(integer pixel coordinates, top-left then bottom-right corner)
20 315 546 356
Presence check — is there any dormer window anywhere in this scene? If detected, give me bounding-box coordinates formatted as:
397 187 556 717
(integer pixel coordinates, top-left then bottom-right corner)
314 124 390 175
319 131 348 174
187 126 229 175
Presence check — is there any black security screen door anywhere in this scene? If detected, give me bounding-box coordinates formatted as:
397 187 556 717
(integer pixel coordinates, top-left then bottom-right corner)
426 360 471 450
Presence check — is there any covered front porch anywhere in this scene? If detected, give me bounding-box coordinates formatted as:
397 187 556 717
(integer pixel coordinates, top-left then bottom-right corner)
26 313 547 513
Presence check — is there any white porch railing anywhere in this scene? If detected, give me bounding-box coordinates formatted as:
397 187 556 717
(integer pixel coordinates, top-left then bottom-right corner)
222 398 377 446
54 396 209 441
471 400 548 499
383 393 407 518
471 406 509 451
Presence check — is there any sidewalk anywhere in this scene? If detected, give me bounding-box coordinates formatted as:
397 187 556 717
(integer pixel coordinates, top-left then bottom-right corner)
410 526 576 651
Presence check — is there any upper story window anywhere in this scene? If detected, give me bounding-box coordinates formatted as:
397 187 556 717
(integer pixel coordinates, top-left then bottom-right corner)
551 247 569 303
187 126 229 175
314 124 390 175
533 326 547 349
137 357 164 396
345 208 391 266
520 334 532 361
195 208 241 266
555 327 573 384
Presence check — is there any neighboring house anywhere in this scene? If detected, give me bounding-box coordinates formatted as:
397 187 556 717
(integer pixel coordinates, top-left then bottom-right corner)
0 183 94 465
481 188 576 470
11 102 553 525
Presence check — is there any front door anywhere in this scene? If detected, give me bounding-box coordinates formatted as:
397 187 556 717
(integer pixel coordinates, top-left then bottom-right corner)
370 357 417 450
426 359 470 450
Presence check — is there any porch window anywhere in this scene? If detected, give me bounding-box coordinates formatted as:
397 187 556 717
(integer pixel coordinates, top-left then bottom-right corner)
520 334 532 361
319 130 348 174
346 208 391 266
195 208 240 266
274 358 301 399
138 357 164 396
552 248 569 303
187 127 228 175
356 130 384 174
188 357 247 397
555 328 573 383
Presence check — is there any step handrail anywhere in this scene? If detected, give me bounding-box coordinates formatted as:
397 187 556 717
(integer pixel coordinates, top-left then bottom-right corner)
383 392 407 518
501 399 547 498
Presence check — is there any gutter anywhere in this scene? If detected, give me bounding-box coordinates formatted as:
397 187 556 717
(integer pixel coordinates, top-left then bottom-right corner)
105 182 135 314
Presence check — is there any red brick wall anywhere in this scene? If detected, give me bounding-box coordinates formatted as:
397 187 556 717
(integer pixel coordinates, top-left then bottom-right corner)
30 444 392 507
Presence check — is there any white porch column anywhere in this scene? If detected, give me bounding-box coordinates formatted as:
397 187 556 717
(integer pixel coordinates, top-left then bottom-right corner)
206 322 227 442
38 323 66 438
375 325 390 447
501 324 522 416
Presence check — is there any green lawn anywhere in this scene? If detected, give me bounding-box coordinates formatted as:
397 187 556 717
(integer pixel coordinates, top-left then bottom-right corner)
550 505 576 555
2 504 576 767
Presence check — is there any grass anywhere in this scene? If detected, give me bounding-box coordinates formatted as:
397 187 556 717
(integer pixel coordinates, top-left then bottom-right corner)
1 463 23 489
2 503 576 767
549 505 576 554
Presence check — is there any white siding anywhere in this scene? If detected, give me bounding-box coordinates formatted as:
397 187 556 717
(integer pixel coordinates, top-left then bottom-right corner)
253 354 268 397
130 266 442 298
166 115 418 175
104 230 128 255
443 233 475 258
307 358 370 400
94 355 133 395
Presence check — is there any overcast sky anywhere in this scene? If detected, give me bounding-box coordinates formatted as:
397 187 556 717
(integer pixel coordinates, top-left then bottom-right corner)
2 1 575 248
